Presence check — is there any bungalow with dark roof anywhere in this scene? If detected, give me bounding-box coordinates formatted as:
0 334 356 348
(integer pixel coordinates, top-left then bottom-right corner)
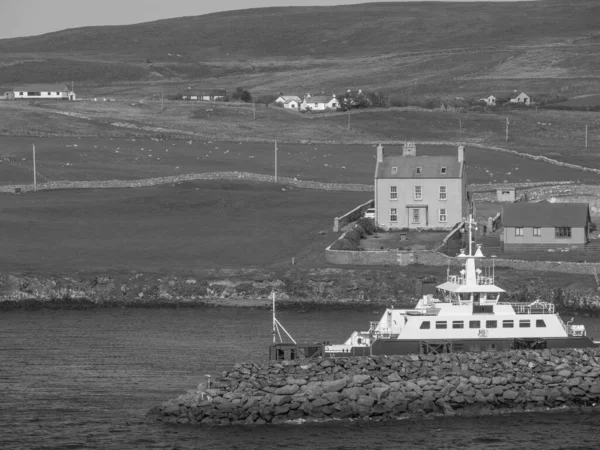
374 142 470 230
9 84 75 100
300 95 340 111
502 202 591 250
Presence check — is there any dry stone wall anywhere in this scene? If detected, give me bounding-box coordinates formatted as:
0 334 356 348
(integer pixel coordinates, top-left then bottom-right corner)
153 348 600 426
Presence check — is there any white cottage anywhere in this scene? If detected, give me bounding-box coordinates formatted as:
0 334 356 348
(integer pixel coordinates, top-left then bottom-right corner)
509 92 531 105
275 95 302 105
479 95 497 106
10 84 75 100
300 95 340 111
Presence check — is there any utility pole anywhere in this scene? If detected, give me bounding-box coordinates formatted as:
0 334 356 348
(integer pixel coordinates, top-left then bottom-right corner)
347 111 351 131
161 88 164 111
505 117 509 142
253 102 256 120
459 116 462 138
585 125 588 149
274 140 278 181
32 141 37 191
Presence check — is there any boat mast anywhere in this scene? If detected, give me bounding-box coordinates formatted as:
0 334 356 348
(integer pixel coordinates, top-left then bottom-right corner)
272 290 276 344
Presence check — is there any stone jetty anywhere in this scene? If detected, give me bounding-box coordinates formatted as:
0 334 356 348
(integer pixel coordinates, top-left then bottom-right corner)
152 348 600 425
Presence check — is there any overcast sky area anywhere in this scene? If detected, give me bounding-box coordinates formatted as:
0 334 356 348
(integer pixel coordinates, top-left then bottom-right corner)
0 0 529 39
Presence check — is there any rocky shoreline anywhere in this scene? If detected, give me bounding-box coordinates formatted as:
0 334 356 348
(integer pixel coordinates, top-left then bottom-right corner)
150 348 600 426
1 268 600 315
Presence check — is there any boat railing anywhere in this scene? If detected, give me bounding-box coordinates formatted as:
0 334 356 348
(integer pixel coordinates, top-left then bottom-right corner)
498 302 555 314
446 275 495 285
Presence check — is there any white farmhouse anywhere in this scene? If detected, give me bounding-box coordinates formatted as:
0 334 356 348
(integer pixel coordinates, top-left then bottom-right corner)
9 84 76 100
509 92 531 105
300 95 340 111
282 99 300 109
479 95 497 106
275 95 302 105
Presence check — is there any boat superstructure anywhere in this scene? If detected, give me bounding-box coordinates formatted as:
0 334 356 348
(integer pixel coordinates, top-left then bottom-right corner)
324 215 597 357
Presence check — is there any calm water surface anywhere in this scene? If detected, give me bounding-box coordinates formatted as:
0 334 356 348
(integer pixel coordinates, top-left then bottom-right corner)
1 308 600 450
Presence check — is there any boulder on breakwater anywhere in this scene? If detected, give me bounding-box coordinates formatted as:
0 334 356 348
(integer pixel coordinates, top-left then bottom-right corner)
152 348 600 426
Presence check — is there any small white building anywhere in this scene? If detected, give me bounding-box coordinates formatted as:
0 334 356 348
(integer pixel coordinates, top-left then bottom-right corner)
282 99 300 109
300 95 340 111
9 84 75 100
275 95 302 105
509 92 531 105
479 95 497 106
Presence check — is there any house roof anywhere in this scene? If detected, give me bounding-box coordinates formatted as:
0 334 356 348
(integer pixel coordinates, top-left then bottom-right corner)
375 155 461 179
502 202 590 227
283 99 299 104
12 84 69 92
305 96 337 103
198 89 226 96
278 95 301 102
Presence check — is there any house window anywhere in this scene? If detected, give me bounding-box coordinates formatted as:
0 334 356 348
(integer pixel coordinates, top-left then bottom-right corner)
486 320 497 328
533 227 541 237
502 190 510 195
19 92 23 95
56 92 60 95
515 227 523 236
439 186 447 200
435 321 447 329
412 209 420 224
414 186 422 200
441 167 447 175
390 186 397 200
452 321 464 329
390 208 397 222
439 209 447 223
391 167 398 175
469 320 481 329
555 227 572 238
519 320 531 328
416 166 422 174
536 319 547 328
502 320 514 328
420 321 430 329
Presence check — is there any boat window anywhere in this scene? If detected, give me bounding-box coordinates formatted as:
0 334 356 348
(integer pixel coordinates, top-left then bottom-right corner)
536 319 547 328
459 293 471 301
469 320 481 328
435 321 447 329
357 338 363 344
519 320 531 328
503 320 514 328
420 321 431 329
486 320 497 328
452 321 464 329
486 293 498 300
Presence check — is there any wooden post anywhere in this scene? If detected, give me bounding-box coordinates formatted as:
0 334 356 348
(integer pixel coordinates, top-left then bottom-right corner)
161 89 164 111
585 125 588 149
32 141 37 191
253 102 256 120
347 111 351 131
505 117 509 142
274 140 278 181
459 117 462 138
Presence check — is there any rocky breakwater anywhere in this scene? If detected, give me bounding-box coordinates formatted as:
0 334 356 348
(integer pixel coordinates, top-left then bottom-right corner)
152 348 600 426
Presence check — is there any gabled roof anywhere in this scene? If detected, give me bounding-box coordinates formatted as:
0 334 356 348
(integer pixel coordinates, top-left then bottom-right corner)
198 89 226 96
376 155 461 179
502 202 590 227
278 95 301 102
305 96 337 103
12 84 69 92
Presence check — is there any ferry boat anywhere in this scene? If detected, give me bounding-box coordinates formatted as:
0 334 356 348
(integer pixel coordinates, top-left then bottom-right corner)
324 215 598 357
269 215 598 361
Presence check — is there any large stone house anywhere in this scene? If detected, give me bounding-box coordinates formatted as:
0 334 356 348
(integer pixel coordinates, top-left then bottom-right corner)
374 142 470 230
502 202 591 250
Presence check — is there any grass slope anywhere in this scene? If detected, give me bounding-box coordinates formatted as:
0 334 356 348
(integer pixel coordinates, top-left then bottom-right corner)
0 180 370 274
0 0 598 98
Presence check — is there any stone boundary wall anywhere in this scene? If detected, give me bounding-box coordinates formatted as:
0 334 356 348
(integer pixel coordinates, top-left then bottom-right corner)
0 172 374 194
333 199 374 232
153 348 600 426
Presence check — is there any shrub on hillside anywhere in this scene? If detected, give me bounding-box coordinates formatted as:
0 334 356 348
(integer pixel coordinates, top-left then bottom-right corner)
356 218 376 235
345 228 363 244
331 237 360 251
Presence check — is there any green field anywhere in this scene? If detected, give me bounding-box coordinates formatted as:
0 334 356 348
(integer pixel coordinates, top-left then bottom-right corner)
2 134 600 186
0 180 370 274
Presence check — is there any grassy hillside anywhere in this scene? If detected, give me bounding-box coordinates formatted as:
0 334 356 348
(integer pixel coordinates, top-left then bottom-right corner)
0 0 598 98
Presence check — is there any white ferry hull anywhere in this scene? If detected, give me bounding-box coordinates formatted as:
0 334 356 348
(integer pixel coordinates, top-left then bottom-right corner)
325 336 598 357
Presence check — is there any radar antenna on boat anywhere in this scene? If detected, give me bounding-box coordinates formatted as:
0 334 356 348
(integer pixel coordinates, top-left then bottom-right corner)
272 290 296 344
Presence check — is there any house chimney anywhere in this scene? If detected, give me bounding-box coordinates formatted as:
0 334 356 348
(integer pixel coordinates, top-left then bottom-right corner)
376 144 384 163
458 145 465 163
402 142 416 156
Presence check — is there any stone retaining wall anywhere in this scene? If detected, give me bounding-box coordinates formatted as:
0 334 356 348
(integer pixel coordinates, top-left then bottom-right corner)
153 348 600 426
333 199 374 232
